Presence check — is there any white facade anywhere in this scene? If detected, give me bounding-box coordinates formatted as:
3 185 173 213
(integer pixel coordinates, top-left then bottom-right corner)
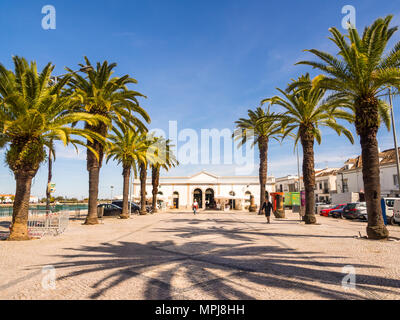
275 175 299 193
314 168 339 202
0 194 39 204
336 148 400 197
337 163 400 197
275 169 338 203
132 170 275 210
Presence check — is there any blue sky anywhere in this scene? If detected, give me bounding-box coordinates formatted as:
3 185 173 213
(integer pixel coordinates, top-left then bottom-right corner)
1 0 400 198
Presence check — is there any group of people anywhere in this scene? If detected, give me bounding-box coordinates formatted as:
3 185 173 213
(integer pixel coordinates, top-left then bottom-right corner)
192 197 273 223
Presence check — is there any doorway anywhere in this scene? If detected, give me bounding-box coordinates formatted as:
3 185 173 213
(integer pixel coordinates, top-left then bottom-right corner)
173 191 179 209
229 191 236 209
205 188 215 209
193 189 203 208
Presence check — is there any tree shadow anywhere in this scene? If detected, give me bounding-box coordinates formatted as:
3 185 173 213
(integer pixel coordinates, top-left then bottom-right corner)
155 225 357 241
30 232 399 300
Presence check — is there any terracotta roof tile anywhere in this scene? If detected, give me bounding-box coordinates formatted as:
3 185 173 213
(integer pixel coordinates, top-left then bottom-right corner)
339 148 400 171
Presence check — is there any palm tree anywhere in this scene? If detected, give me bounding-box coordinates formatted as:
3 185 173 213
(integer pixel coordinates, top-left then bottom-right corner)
67 57 150 225
233 106 282 213
45 142 54 212
262 74 354 224
0 56 105 240
296 16 399 238
150 137 178 212
139 161 148 215
106 124 155 219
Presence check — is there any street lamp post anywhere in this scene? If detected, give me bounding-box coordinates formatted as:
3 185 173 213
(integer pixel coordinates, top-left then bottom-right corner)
296 145 301 192
388 87 400 194
110 186 114 203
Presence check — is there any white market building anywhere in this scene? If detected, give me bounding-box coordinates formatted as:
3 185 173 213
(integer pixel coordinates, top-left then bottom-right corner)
132 170 275 210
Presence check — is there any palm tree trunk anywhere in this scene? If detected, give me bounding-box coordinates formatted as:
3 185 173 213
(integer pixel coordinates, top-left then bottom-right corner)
121 165 131 219
258 136 269 214
85 146 101 225
46 149 52 212
139 162 147 215
85 124 106 225
8 171 35 240
355 97 389 239
300 127 317 224
86 165 100 224
151 166 160 213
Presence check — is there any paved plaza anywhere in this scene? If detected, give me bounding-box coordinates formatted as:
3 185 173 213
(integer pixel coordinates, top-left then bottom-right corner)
1 211 400 300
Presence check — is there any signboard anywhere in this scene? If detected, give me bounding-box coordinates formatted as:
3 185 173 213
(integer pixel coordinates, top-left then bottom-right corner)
48 183 56 193
291 192 300 206
300 190 306 207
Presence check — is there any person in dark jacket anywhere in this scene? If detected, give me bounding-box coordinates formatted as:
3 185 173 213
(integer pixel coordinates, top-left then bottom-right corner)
261 199 273 224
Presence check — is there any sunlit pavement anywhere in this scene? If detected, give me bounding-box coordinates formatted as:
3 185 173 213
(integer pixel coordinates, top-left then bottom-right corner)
1 210 400 300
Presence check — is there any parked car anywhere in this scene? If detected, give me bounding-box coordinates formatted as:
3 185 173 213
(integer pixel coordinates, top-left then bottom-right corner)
381 197 399 221
320 204 346 217
112 200 140 214
315 202 331 214
97 203 122 217
391 199 400 225
342 202 367 220
330 207 346 219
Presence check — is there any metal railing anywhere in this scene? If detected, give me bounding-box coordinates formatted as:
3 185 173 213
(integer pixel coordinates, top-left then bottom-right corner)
0 210 70 238
27 211 69 238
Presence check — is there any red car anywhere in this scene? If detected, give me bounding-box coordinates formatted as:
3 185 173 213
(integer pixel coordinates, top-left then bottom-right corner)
320 204 346 217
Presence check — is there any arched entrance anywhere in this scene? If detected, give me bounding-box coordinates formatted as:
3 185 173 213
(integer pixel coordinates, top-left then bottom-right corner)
229 191 236 209
205 188 215 209
173 191 179 209
193 189 203 208
245 191 251 207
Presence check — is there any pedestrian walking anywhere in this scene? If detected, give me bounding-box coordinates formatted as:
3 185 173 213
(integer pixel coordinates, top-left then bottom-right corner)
261 199 273 224
193 200 199 215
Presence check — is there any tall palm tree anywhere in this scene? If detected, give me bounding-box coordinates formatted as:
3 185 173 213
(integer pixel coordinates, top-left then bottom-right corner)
233 106 281 213
296 16 399 238
0 56 105 240
45 142 54 212
262 74 354 224
106 124 156 219
67 57 150 225
139 161 148 215
150 137 178 212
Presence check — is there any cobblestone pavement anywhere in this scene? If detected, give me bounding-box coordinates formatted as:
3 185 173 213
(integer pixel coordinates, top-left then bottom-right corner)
1 211 400 300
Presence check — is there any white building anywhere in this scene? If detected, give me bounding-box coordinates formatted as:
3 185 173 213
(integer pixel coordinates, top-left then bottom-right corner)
275 168 339 203
132 170 275 210
0 194 39 204
336 148 400 198
314 168 339 203
275 175 299 193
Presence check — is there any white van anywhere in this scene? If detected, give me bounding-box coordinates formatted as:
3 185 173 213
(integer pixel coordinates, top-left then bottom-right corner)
391 199 400 225
382 198 399 219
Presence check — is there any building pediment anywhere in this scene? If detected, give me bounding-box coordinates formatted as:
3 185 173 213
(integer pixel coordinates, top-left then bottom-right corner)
189 170 219 183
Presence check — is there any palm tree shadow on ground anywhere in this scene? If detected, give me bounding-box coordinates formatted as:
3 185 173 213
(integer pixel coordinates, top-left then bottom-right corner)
31 226 400 300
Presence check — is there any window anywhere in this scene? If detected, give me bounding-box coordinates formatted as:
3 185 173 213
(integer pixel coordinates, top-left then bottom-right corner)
386 199 395 208
393 175 399 187
323 182 329 193
342 180 349 193
319 183 323 190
